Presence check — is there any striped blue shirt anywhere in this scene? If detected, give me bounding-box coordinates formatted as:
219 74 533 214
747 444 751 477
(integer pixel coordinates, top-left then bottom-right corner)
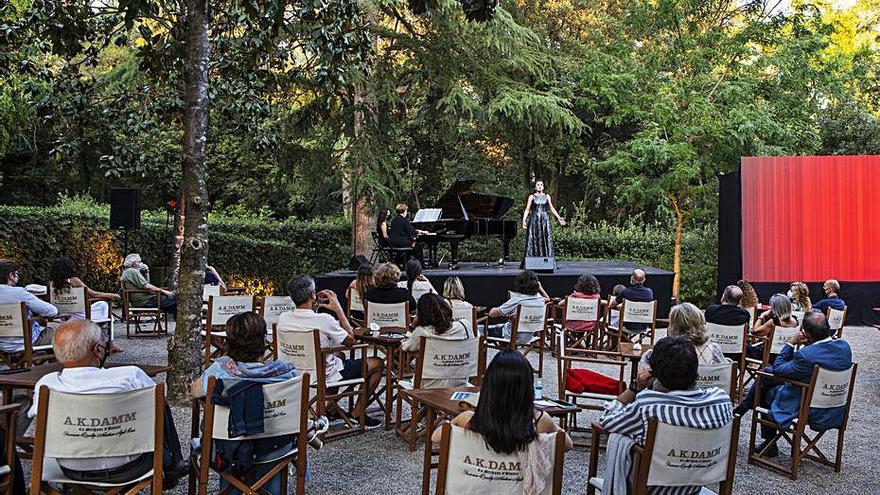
600 388 733 495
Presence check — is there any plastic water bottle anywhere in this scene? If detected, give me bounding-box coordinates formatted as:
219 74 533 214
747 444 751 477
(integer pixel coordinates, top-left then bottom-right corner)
534 378 543 400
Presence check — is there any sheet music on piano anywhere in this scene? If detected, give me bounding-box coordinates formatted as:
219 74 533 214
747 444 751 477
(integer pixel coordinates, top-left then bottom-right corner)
413 208 443 223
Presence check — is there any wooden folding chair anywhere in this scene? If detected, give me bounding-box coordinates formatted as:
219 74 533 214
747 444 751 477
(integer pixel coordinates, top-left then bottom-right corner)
553 296 601 350
741 327 774 399
258 296 294 358
485 304 548 376
0 403 19 495
748 363 858 479
30 384 165 495
434 422 566 495
273 327 368 440
345 287 365 327
588 416 741 495
604 299 657 351
201 295 255 368
189 375 310 495
706 322 749 400
121 285 167 337
49 285 115 339
0 303 55 369
555 333 625 444
450 302 478 338
395 336 485 450
697 360 739 397
364 301 411 330
827 306 847 338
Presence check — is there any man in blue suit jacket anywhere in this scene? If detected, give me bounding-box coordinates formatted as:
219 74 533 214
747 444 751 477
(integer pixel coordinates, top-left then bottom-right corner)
734 310 853 457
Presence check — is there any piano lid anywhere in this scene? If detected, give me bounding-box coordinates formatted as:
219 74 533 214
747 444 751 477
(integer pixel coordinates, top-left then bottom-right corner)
436 178 514 220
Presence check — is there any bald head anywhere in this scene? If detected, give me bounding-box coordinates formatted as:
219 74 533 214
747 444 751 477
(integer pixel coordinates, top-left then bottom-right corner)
722 285 743 305
53 319 102 364
631 269 646 285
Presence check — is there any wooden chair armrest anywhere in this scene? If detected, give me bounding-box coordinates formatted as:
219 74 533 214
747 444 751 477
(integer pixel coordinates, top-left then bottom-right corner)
0 404 19 416
561 355 627 367
591 422 609 435
321 343 368 354
755 371 809 388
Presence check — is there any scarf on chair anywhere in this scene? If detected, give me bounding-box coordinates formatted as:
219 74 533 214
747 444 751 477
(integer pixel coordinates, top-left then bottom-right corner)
212 356 297 380
518 432 555 495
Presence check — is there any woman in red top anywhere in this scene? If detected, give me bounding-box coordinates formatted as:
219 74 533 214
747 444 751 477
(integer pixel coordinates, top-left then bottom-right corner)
558 274 601 332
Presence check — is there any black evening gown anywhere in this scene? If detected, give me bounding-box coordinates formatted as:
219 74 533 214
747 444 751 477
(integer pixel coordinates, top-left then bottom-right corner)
524 194 554 259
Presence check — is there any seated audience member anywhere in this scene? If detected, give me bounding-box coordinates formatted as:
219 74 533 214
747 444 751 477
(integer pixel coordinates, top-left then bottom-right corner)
608 284 625 329
600 336 733 491
811 279 844 314
486 270 547 344
557 274 601 333
705 285 752 326
376 208 391 247
443 276 472 315
28 319 186 486
401 294 471 388
120 253 177 314
0 259 58 353
193 312 321 495
431 349 572 452
364 263 417 309
204 264 227 290
404 259 436 300
277 276 384 428
736 279 759 317
734 311 852 457
788 281 812 312
750 293 799 359
609 269 654 333
49 256 120 321
387 203 426 265
346 263 374 317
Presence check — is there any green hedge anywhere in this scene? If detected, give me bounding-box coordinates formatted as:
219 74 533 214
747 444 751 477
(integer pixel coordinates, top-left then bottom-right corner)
0 201 717 305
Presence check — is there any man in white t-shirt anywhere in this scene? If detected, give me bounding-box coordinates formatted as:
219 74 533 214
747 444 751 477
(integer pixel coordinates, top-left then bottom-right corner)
0 259 58 353
28 319 186 486
277 275 384 429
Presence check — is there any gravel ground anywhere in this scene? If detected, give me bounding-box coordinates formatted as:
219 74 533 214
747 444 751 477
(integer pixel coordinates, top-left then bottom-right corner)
103 322 879 494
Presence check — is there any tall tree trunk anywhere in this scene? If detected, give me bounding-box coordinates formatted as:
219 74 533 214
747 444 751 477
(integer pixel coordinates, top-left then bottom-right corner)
669 195 686 302
168 189 186 290
167 0 211 405
350 84 370 256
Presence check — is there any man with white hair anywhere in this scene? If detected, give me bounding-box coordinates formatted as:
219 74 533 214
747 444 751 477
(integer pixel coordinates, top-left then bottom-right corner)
811 279 845 314
609 268 654 333
28 319 186 485
120 253 176 313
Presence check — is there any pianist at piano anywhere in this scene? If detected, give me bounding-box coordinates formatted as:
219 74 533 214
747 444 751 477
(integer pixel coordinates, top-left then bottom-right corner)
387 203 427 265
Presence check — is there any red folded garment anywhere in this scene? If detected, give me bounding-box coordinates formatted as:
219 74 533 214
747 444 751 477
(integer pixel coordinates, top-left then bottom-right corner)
565 368 622 395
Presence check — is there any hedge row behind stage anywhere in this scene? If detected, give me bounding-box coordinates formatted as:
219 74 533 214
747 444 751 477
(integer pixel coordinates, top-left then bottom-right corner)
0 204 717 307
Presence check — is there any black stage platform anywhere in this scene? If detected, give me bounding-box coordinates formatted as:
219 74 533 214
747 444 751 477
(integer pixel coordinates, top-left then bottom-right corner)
316 260 675 317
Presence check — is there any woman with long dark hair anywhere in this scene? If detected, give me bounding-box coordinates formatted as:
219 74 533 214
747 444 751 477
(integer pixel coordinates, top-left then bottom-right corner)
404 259 435 299
431 350 571 453
345 263 374 319
376 208 391 247
49 256 120 321
401 293 470 387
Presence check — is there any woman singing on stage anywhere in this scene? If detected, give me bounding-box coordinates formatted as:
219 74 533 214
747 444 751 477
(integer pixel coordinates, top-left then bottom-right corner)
522 180 565 260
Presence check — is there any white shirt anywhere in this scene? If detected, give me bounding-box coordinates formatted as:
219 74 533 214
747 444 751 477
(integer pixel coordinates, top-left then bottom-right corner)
29 366 155 471
277 309 350 383
0 285 58 352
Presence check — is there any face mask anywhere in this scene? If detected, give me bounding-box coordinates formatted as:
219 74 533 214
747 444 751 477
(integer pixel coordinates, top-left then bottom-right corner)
786 290 794 299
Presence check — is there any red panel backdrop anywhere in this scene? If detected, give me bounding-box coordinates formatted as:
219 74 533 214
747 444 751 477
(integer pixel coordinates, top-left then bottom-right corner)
741 155 880 282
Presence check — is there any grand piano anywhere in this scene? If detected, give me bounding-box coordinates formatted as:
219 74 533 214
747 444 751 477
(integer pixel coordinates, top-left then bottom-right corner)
411 178 517 268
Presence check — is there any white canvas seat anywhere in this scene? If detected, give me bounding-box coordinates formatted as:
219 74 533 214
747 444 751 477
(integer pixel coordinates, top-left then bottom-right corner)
827 307 847 338
769 324 802 355
450 301 478 337
748 364 858 479
697 360 738 397
364 300 410 330
555 296 600 349
588 417 740 495
486 304 549 376
202 295 254 368
433 423 566 495
395 337 485 449
0 302 55 368
605 299 657 350
273 327 368 440
30 385 165 495
191 375 310 495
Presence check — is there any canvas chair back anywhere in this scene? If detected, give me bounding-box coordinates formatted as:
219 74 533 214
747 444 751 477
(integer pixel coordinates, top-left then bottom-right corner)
208 295 254 327
515 304 547 335
348 288 364 313
274 328 320 372
565 296 599 323
745 306 756 324
450 301 476 336
418 337 480 384
770 324 801 354
411 280 435 302
365 301 409 329
439 424 562 495
212 376 306 440
809 366 855 409
0 303 27 338
48 285 88 316
792 311 805 324
40 386 159 460
697 360 737 396
202 284 221 302
261 296 295 326
644 420 734 488
621 300 655 325
705 323 747 354
827 307 846 332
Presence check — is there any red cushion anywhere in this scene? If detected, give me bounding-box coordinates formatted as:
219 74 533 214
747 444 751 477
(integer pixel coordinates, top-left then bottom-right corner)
565 368 622 395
